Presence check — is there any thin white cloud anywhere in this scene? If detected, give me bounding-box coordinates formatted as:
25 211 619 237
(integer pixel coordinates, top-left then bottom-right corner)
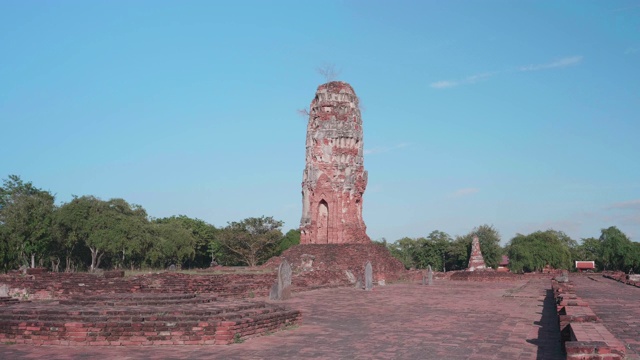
466 72 494 83
430 72 495 89
430 80 458 89
625 46 639 55
364 143 410 155
452 188 479 198
519 56 583 72
431 56 583 89
608 199 640 210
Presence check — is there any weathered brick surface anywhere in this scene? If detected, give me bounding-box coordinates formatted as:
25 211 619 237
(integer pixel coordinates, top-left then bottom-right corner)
571 274 640 359
265 243 407 283
0 296 19 306
300 81 370 244
551 276 629 360
602 270 640 288
0 272 277 300
0 279 564 359
467 235 488 271
0 293 301 346
450 271 555 281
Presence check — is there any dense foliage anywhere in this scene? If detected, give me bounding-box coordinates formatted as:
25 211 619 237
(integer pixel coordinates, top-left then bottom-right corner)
216 216 284 267
0 175 298 272
505 227 640 273
595 226 640 272
388 224 638 274
506 230 573 273
2 175 638 273
387 225 501 271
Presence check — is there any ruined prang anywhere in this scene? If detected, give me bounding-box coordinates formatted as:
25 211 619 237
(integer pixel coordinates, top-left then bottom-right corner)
467 235 488 271
300 81 370 244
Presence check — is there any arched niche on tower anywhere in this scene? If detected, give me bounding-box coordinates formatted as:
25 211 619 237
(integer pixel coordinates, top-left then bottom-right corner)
317 199 329 244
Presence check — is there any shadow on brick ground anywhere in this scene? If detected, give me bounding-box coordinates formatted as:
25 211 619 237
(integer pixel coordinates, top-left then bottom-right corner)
527 289 564 360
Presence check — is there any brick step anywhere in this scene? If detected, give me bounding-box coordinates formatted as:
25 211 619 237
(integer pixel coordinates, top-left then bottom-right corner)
565 323 626 359
0 298 301 346
0 297 20 305
60 293 217 306
558 305 599 331
0 305 291 325
0 303 275 321
0 272 281 301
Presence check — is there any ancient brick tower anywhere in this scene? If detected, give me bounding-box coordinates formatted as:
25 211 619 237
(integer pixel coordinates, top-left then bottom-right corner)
300 81 370 244
467 235 488 271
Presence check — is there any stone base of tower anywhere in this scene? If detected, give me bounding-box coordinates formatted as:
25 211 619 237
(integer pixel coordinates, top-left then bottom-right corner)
264 244 407 284
467 257 490 272
299 223 371 244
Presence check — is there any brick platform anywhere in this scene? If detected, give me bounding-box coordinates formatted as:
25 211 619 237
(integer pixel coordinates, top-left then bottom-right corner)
552 276 627 359
0 296 19 306
0 272 279 300
450 270 559 282
0 279 564 359
265 243 407 283
602 271 640 288
572 274 640 359
0 293 301 346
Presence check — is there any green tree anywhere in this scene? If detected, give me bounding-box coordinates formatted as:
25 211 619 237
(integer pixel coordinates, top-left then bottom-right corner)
569 237 601 270
455 225 502 269
599 226 635 272
53 196 100 271
51 208 75 272
145 221 197 268
107 199 150 270
445 236 469 271
153 215 218 268
277 229 300 255
55 196 149 271
0 175 55 268
0 222 12 272
415 231 452 271
507 230 573 273
388 237 419 269
387 231 456 271
216 216 284 267
579 238 601 261
627 242 640 273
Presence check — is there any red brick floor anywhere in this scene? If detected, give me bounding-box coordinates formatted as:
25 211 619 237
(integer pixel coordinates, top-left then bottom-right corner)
572 274 640 359
0 279 563 359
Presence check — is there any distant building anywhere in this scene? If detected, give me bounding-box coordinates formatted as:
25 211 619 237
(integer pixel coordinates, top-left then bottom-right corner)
575 261 596 272
497 255 510 272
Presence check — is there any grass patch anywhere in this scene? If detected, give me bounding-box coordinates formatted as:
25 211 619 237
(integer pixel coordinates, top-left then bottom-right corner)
282 323 299 331
233 333 244 344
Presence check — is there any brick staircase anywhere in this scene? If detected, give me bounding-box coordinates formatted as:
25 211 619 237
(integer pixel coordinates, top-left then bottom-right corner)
0 292 300 346
0 297 19 306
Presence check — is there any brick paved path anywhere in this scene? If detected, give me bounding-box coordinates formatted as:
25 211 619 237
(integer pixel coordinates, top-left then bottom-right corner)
0 279 563 359
573 275 640 359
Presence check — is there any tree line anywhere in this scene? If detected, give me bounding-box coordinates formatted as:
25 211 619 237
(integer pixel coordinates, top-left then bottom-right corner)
382 225 639 273
0 175 299 272
2 175 638 274
380 225 503 272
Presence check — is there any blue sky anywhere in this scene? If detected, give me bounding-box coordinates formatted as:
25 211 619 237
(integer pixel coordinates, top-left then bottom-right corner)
2 1 639 245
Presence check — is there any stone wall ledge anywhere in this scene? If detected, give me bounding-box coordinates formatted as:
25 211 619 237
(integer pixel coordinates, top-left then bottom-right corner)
552 279 625 360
